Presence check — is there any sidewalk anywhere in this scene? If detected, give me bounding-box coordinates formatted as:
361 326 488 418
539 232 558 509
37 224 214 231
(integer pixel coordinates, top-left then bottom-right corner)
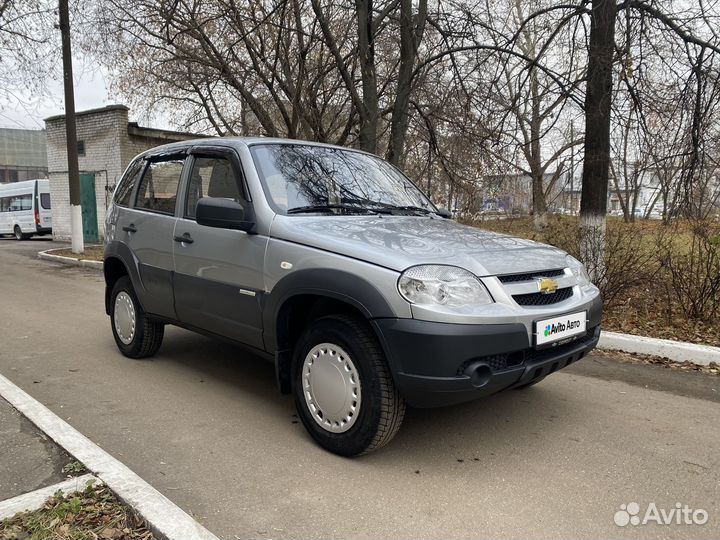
0 397 73 501
0 374 218 540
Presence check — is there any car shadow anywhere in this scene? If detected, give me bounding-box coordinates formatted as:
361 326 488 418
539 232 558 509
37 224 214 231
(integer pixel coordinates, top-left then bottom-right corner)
149 327 582 466
0 236 54 242
153 327 290 412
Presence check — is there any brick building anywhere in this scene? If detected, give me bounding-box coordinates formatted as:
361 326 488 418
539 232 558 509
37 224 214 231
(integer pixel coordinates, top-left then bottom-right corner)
45 105 202 241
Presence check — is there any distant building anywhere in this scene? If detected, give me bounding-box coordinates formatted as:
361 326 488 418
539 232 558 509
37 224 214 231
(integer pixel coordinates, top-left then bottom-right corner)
45 105 204 241
0 128 48 182
474 172 561 215
608 167 720 218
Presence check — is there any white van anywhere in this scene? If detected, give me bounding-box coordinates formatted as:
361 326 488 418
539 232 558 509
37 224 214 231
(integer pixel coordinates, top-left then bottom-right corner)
0 179 53 240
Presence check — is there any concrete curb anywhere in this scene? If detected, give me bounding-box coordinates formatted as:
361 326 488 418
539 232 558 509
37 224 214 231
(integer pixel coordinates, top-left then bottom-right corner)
0 473 99 520
38 248 103 269
598 331 720 366
0 374 219 540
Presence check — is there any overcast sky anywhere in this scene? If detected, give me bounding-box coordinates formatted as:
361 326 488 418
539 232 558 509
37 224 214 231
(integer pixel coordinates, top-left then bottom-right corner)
0 57 171 131
0 57 110 130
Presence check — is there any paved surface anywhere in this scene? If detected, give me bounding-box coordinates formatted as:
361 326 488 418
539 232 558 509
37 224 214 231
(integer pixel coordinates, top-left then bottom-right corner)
0 238 718 539
0 395 73 500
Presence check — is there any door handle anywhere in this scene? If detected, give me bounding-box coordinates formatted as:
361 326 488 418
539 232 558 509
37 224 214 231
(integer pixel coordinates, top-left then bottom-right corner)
122 224 137 233
174 233 194 244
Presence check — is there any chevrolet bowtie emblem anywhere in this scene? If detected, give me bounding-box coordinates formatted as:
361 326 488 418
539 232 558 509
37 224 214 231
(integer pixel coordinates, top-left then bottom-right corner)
537 277 559 294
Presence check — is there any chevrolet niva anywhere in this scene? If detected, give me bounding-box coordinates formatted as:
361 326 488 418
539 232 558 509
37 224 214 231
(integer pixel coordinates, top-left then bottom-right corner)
104 138 602 456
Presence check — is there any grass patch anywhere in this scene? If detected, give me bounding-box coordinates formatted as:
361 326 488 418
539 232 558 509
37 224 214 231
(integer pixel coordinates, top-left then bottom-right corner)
49 246 104 262
62 461 87 476
466 216 720 348
0 481 154 540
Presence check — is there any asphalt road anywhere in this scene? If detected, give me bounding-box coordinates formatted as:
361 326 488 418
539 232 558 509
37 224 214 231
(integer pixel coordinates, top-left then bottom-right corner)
0 238 718 539
0 396 73 500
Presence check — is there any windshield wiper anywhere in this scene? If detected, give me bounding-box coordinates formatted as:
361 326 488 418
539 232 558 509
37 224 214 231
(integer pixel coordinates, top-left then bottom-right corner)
287 204 389 215
388 205 434 214
362 202 434 215
342 198 434 216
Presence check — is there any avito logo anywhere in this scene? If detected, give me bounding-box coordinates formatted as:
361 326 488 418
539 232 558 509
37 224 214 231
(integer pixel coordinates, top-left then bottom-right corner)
614 502 709 527
544 318 583 338
544 322 566 337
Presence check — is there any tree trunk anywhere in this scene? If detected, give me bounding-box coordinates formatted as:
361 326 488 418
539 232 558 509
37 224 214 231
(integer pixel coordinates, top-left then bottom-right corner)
356 0 378 154
579 0 617 282
529 68 548 229
386 0 427 166
532 172 549 228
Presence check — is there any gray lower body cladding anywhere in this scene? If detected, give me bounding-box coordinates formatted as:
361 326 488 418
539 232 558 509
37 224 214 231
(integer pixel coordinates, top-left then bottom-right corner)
372 299 603 408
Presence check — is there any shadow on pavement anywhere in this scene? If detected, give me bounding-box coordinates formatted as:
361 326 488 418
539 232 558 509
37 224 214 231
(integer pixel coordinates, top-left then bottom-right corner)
147 327 576 467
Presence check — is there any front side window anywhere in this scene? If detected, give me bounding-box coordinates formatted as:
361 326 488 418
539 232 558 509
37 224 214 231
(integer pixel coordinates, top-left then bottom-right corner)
40 193 51 209
114 159 145 207
135 158 184 215
185 156 243 219
249 144 435 214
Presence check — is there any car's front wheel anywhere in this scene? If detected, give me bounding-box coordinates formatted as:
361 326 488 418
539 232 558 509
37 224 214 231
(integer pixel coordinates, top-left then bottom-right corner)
110 276 164 358
292 315 405 456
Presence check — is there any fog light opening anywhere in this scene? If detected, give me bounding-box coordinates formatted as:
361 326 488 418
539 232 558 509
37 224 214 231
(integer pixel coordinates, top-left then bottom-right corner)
463 362 492 388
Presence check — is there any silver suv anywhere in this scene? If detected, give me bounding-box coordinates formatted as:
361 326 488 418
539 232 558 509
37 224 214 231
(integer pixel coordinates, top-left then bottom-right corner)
104 138 602 456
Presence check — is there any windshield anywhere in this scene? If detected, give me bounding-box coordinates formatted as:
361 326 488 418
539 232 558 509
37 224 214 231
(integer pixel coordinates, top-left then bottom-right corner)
250 144 436 214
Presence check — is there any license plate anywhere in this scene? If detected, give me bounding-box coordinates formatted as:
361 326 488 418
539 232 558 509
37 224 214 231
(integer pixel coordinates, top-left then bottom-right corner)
535 311 586 346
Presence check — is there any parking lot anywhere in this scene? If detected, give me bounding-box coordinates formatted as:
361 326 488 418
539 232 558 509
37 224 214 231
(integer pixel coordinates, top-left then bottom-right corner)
0 238 718 539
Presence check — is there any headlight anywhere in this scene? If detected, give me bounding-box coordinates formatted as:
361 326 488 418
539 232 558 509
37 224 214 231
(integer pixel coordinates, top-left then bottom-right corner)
566 255 591 283
397 265 493 307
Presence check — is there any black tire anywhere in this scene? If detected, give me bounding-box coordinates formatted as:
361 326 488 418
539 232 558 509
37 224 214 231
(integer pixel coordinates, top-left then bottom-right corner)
13 226 27 241
110 276 164 359
292 315 405 457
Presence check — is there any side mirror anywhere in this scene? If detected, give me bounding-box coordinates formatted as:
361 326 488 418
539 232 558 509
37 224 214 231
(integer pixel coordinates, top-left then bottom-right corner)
196 198 255 233
436 208 452 219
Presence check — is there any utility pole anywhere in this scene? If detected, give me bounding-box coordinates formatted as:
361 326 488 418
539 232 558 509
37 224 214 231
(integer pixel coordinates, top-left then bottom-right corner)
59 0 84 254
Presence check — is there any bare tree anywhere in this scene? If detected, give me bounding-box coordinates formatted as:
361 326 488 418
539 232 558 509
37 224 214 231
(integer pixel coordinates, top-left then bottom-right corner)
0 0 59 118
85 0 720 243
484 0 585 229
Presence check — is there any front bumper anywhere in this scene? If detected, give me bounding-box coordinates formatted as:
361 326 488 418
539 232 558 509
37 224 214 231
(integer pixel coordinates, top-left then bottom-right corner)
372 297 602 407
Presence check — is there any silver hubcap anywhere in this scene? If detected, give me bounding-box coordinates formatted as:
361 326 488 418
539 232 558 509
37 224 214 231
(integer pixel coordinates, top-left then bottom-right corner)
114 292 136 345
302 343 361 433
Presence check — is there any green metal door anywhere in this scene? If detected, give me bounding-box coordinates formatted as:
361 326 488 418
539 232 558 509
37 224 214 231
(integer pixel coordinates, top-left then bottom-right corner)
80 173 98 243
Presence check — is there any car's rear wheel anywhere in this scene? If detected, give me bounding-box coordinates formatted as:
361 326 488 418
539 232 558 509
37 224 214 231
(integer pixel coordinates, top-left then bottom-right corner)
13 226 27 241
292 315 405 456
110 276 164 358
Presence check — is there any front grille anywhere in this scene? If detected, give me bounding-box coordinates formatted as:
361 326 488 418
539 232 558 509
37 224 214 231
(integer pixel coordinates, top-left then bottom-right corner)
498 269 564 283
513 287 573 306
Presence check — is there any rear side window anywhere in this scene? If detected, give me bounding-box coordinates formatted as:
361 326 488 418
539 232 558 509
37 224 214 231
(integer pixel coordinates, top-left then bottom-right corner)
7 195 31 211
40 193 51 209
114 160 144 207
185 157 243 219
135 158 184 215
